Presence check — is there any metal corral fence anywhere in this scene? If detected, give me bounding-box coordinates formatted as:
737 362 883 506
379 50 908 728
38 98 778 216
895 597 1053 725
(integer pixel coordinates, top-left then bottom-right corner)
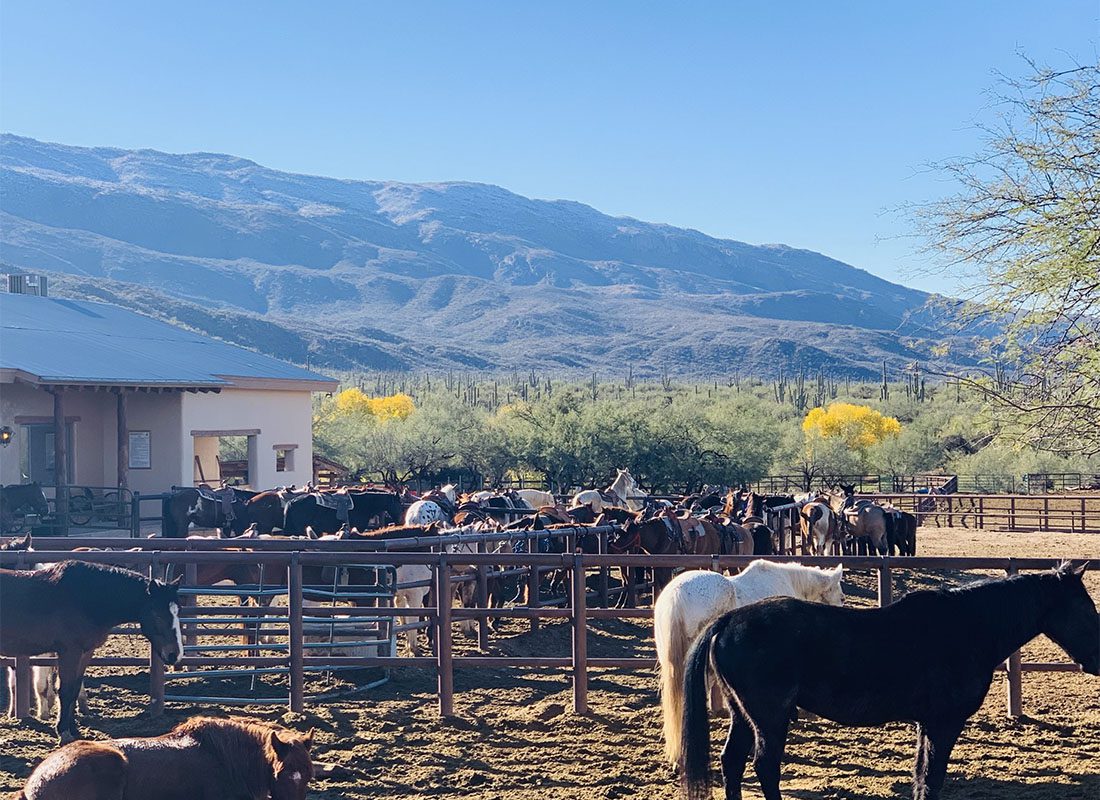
749 473 1100 495
863 493 1100 533
3 536 1093 721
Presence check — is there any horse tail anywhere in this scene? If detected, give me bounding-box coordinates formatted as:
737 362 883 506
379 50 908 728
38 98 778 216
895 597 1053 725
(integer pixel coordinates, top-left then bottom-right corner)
656 595 693 766
681 618 722 800
162 494 179 538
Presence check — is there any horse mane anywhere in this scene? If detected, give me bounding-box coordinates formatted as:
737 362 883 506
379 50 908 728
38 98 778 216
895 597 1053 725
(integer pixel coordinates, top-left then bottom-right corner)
171 717 281 795
44 561 152 623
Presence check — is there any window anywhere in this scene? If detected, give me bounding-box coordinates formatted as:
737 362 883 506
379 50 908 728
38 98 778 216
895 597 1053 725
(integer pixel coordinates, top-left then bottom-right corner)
274 444 297 473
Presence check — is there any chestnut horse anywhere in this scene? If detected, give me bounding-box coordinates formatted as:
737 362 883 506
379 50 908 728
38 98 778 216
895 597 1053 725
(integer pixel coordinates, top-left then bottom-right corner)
19 716 313 800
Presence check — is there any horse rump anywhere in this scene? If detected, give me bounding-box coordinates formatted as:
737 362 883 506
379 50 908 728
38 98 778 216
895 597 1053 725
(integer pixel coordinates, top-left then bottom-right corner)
680 618 722 800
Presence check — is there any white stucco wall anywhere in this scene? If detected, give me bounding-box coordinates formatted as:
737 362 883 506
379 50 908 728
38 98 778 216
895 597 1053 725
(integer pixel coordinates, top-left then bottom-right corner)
180 388 315 489
2 383 315 494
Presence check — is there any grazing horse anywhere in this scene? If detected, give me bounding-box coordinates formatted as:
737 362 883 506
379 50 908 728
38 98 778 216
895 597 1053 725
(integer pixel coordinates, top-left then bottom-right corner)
19 715 314 800
0 561 182 742
1 484 50 534
680 563 1099 800
656 561 845 765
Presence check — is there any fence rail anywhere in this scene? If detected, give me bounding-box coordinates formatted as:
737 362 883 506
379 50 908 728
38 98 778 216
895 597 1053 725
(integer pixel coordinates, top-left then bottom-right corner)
862 492 1100 533
2 540 1092 721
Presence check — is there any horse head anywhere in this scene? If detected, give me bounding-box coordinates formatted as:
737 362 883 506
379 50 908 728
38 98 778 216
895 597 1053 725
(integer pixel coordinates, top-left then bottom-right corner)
1042 562 1099 676
140 576 183 666
268 728 314 800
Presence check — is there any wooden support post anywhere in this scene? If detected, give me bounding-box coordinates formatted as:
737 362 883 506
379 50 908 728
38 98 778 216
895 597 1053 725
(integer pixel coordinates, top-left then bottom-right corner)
116 390 129 491
1005 561 1023 718
1082 497 1088 533
977 496 984 530
475 540 489 651
52 388 69 536
1042 497 1050 532
1009 496 1017 530
597 529 610 608
288 556 304 713
436 554 454 717
148 558 165 715
184 563 199 650
527 559 541 634
877 562 892 607
13 657 32 719
571 553 588 714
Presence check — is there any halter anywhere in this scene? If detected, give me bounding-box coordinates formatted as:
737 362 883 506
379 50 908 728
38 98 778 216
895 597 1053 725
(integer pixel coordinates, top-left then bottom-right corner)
608 527 641 554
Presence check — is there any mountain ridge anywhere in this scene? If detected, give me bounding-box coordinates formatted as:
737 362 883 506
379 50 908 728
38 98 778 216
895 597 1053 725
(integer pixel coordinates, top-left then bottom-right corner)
0 133 954 378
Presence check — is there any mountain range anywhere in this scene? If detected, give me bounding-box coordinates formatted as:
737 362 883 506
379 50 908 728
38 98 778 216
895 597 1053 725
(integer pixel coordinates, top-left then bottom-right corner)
0 134 957 378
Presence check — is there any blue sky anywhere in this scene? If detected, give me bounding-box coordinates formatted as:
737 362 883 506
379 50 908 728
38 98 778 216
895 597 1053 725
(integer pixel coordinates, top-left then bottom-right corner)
1 1 1096 293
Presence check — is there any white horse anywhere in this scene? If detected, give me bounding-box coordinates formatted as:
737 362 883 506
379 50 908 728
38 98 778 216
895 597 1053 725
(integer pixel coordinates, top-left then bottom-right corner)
404 499 447 526
569 489 605 513
515 489 555 509
607 468 647 512
655 560 845 765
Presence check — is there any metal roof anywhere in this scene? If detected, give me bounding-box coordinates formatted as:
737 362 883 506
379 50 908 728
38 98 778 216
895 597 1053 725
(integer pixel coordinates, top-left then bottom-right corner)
0 293 337 390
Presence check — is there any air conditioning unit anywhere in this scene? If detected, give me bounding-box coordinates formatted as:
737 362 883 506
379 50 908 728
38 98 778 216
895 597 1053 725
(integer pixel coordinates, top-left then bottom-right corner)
6 274 49 296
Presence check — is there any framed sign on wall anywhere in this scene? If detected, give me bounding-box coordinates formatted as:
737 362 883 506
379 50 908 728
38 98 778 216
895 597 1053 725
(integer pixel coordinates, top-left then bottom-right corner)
129 430 151 469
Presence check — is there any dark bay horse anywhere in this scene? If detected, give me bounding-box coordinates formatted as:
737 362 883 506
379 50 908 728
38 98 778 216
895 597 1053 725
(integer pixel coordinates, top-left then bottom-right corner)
1 483 50 534
680 563 1099 800
0 561 183 741
19 715 314 800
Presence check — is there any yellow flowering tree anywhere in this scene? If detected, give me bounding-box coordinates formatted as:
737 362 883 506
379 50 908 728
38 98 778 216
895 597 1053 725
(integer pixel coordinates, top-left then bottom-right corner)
322 388 415 422
803 402 902 451
796 402 902 486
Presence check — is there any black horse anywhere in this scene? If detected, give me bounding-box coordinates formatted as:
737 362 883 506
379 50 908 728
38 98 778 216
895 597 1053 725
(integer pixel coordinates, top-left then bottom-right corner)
680 563 1098 800
282 490 403 535
1 483 50 534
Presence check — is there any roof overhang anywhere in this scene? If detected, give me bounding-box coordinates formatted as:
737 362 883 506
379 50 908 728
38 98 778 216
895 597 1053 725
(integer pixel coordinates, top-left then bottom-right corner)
1 368 336 393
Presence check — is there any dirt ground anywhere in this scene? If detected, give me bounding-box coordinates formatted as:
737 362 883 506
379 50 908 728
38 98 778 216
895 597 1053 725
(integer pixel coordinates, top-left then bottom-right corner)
2 527 1099 799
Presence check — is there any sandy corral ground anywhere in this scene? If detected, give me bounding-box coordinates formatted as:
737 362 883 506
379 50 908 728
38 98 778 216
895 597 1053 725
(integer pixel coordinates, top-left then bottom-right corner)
2 526 1098 799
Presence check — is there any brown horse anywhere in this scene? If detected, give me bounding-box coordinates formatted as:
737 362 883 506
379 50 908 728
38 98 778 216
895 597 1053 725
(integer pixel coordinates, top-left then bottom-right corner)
19 715 313 800
0 561 182 742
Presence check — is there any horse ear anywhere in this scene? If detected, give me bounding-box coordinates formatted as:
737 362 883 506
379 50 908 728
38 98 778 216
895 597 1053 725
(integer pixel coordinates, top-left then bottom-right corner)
832 563 844 578
305 728 315 746
1073 561 1089 577
269 730 291 760
168 575 183 589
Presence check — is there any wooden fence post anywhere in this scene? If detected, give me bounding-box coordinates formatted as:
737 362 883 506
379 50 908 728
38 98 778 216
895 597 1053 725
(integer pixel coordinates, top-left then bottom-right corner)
148 557 165 715
475 540 490 651
877 561 892 607
1005 561 1023 718
288 555 304 713
527 554 541 635
12 657 32 719
436 554 455 717
571 553 588 714
597 529 610 608
1009 496 1017 530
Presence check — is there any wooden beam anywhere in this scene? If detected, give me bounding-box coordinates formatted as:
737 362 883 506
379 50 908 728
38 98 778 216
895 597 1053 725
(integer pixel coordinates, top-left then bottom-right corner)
52 388 69 536
190 429 261 437
117 390 129 490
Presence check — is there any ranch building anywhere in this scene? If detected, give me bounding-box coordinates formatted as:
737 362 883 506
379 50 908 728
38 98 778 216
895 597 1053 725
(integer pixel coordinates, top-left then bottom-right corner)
0 278 337 498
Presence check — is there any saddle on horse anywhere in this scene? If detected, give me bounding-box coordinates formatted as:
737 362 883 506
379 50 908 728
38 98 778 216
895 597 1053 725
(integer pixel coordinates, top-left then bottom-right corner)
314 490 355 522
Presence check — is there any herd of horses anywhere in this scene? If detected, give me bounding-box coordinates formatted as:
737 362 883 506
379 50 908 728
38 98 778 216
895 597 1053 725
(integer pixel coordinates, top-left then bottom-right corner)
0 469 1097 799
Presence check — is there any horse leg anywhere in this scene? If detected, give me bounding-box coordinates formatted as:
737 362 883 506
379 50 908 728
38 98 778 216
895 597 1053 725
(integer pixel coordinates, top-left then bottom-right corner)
912 720 964 800
751 712 792 800
55 649 90 742
719 710 754 800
